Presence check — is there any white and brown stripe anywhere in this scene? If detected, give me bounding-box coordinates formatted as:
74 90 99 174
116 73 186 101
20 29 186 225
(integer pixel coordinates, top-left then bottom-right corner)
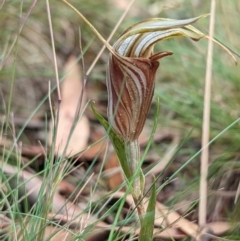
106 16 205 141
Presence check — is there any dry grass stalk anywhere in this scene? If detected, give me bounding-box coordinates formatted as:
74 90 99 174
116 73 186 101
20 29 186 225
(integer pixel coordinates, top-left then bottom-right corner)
86 0 136 76
199 0 216 228
46 0 61 101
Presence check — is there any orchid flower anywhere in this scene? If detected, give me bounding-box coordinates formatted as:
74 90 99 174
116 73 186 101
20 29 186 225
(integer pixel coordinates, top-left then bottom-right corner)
104 17 207 221
62 1 208 234
61 2 238 239
107 16 206 142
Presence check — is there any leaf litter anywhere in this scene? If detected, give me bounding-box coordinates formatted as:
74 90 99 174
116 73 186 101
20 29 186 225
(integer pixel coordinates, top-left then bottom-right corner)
48 55 90 157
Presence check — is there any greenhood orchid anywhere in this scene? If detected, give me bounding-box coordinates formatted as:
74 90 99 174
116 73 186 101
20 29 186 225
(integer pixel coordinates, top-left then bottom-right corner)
61 2 237 239
104 17 207 222
106 16 206 142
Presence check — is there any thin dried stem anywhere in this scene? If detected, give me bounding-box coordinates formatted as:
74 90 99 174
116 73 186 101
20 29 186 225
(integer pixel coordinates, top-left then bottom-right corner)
72 173 94 204
48 80 54 124
10 112 19 157
234 181 240 204
199 0 216 228
46 0 61 102
86 0 135 76
204 36 237 64
62 0 114 55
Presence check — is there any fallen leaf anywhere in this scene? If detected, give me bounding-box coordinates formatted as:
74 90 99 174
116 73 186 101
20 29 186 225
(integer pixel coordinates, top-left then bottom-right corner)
1 162 105 227
81 126 107 160
105 192 187 239
44 226 73 240
156 202 199 237
206 221 232 235
48 55 90 156
112 191 194 237
104 153 124 190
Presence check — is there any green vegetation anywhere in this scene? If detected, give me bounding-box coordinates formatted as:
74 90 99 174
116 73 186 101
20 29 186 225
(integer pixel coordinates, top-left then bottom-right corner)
0 0 240 240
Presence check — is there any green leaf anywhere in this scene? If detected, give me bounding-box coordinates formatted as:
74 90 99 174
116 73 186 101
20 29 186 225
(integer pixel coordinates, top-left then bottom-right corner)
91 102 132 180
139 176 156 241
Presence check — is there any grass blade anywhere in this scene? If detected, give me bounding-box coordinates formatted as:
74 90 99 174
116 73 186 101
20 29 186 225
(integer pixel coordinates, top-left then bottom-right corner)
139 176 156 241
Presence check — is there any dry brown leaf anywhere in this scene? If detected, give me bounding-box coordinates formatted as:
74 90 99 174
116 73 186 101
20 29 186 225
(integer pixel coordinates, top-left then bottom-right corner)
80 127 107 160
48 55 90 156
119 225 187 239
110 187 188 239
1 162 106 227
138 127 180 147
44 226 73 240
156 202 199 237
79 127 125 190
112 192 193 236
0 214 10 229
104 153 124 190
206 221 232 235
49 220 182 241
45 228 109 241
147 133 180 176
111 192 187 239
85 230 110 241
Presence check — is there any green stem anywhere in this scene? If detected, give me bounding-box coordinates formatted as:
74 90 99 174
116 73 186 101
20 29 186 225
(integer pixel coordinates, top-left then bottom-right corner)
125 140 145 224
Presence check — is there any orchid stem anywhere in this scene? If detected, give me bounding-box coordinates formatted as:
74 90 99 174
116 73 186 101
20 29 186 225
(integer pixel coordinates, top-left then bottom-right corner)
125 140 146 225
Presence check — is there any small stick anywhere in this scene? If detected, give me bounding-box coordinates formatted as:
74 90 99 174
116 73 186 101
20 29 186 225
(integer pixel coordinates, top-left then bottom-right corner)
46 0 61 102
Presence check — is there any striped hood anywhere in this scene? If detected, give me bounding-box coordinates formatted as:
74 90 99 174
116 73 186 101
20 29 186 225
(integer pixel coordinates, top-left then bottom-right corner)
106 16 205 141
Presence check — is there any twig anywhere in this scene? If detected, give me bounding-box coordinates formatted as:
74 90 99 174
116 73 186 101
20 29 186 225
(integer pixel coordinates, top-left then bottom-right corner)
46 0 62 162
62 0 114 55
48 80 54 125
86 0 135 76
199 0 216 228
46 0 61 102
